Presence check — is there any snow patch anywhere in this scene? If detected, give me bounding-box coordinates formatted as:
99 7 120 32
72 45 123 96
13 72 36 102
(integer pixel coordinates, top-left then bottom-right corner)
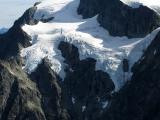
72 97 75 104
102 101 108 109
121 0 160 11
82 106 86 112
154 50 157 55
121 0 142 8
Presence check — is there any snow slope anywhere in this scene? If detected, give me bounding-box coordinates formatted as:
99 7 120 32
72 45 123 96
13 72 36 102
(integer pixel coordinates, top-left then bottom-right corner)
21 0 160 91
121 0 160 10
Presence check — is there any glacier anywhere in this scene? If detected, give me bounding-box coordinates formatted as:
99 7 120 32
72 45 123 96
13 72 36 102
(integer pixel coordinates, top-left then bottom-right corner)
21 0 160 91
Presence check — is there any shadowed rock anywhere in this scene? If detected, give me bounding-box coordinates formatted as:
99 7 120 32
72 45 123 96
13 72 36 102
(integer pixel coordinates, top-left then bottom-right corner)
78 0 160 38
30 58 70 120
59 41 115 120
0 6 38 60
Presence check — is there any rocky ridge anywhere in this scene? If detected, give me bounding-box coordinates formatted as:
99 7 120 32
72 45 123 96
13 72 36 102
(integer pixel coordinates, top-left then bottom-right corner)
78 0 160 38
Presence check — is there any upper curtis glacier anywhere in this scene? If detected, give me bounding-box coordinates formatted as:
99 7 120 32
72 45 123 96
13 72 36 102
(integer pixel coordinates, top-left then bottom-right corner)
21 0 160 91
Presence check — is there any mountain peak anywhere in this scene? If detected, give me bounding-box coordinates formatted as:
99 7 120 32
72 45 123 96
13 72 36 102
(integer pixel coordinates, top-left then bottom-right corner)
0 0 160 120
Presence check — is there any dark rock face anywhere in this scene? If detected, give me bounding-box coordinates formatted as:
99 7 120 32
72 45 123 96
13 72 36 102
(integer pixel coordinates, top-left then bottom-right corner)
59 41 115 120
40 17 54 23
77 0 103 18
13 6 38 27
30 59 70 120
0 6 47 120
0 59 46 120
98 2 160 38
0 28 31 60
99 31 160 120
78 0 160 38
0 6 37 60
152 6 160 14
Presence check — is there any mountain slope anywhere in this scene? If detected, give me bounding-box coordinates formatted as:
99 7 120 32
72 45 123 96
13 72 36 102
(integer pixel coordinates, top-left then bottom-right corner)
78 0 160 38
100 31 160 120
0 0 160 120
21 0 160 90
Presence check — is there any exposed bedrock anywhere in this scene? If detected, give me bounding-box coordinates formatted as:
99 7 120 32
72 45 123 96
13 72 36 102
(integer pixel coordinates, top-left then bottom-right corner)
77 0 103 18
59 41 115 120
0 6 37 60
0 60 46 120
30 59 70 120
78 0 160 38
0 6 47 120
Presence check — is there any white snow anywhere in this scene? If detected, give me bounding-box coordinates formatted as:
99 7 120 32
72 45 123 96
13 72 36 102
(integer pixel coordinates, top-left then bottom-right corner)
121 0 160 11
82 106 86 112
72 97 76 104
102 101 108 109
121 0 142 8
154 50 157 55
21 0 160 91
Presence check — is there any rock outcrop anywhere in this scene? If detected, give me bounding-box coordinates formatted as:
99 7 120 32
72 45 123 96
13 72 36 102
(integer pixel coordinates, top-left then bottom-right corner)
30 59 70 120
0 59 46 120
0 5 46 120
0 6 37 60
77 0 102 18
78 0 160 38
59 41 115 120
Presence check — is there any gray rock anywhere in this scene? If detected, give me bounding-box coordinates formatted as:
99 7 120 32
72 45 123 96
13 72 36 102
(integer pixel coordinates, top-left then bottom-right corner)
0 60 46 120
78 0 160 38
30 58 70 120
59 41 115 120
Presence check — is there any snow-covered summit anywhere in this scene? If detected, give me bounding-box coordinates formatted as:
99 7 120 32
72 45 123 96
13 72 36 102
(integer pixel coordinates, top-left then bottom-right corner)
21 0 160 91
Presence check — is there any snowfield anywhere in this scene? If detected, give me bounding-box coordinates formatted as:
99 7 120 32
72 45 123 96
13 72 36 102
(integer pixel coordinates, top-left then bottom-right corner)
21 0 160 91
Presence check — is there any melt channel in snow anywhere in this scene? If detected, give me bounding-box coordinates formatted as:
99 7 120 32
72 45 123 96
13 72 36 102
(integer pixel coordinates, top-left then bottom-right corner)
21 0 160 91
